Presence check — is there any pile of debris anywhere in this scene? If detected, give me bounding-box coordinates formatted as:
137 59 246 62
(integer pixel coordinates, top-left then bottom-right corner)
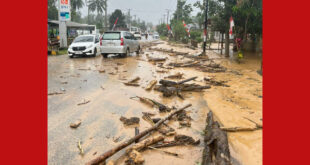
168 60 226 73
154 77 211 99
86 104 200 165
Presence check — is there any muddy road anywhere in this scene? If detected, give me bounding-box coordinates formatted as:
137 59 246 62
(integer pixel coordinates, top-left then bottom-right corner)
48 40 262 165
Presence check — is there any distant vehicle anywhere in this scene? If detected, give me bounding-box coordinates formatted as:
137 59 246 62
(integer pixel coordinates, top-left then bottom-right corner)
68 34 101 58
100 31 140 58
153 33 159 40
133 32 142 40
130 27 139 34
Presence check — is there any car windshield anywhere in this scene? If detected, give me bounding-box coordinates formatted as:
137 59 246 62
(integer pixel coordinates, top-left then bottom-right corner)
134 32 140 34
102 33 120 40
73 36 94 43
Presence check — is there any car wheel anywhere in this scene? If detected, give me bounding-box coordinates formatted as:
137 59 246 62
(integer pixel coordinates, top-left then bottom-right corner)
136 46 140 55
123 48 129 58
92 48 97 57
69 55 74 58
102 53 108 58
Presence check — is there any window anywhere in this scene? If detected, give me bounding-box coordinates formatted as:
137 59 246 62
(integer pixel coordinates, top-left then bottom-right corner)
73 36 94 43
102 32 121 40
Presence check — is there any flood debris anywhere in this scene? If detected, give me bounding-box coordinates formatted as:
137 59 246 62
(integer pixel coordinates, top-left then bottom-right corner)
77 140 84 155
120 116 140 126
145 80 157 90
152 134 200 148
202 111 231 165
98 69 105 73
133 96 171 112
125 136 165 164
125 150 144 165
86 104 192 165
204 77 230 87
154 77 210 97
128 77 140 83
148 146 180 157
77 99 90 106
124 77 140 86
70 120 81 128
123 82 140 86
177 110 192 128
48 91 65 96
165 72 184 79
222 117 262 132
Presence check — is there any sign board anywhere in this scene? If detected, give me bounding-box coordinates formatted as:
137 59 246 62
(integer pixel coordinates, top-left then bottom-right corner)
59 0 71 21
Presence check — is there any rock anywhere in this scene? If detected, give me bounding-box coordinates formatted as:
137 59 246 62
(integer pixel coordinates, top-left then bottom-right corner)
70 120 81 128
120 116 140 126
125 150 145 165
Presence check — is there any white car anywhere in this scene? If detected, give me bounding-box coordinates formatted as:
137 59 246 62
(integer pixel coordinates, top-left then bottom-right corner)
100 31 140 58
68 34 101 58
133 32 142 40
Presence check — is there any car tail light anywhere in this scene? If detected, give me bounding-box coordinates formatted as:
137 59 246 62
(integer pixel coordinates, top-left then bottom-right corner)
120 38 124 46
100 37 102 46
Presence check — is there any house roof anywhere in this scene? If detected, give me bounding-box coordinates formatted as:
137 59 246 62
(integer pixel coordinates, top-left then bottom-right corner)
48 20 95 30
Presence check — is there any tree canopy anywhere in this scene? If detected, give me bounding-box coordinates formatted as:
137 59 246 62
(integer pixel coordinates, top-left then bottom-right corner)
109 9 126 30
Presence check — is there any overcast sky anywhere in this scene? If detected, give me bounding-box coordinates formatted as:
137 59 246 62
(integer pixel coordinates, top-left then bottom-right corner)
79 0 202 25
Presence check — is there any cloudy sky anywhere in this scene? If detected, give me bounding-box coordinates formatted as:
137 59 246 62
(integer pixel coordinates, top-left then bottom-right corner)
79 0 202 25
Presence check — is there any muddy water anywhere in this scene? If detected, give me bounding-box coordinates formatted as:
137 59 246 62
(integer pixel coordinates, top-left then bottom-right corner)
48 40 262 165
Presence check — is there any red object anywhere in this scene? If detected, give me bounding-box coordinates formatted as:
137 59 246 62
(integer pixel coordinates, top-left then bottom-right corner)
112 17 119 30
182 20 191 37
0 0 47 164
166 24 171 31
120 37 124 46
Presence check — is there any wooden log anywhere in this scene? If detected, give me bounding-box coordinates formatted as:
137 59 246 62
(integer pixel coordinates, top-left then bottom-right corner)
126 135 164 153
86 104 192 165
128 77 140 83
221 127 261 132
177 77 198 85
123 82 140 86
145 80 157 90
165 72 183 79
202 111 231 165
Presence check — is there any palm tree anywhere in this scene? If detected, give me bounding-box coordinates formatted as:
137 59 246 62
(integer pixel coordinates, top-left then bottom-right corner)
71 0 84 12
88 0 108 30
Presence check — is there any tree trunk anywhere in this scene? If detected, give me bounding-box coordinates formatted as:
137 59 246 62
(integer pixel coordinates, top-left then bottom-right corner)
104 0 108 31
225 30 230 57
221 33 224 55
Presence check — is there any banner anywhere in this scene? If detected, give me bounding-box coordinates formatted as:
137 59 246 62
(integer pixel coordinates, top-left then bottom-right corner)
182 20 191 37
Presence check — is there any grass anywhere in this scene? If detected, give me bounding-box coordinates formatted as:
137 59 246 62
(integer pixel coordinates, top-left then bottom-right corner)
160 36 167 41
56 49 68 55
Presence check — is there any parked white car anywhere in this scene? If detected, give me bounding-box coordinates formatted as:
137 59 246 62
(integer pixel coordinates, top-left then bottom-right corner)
100 31 140 58
68 34 101 58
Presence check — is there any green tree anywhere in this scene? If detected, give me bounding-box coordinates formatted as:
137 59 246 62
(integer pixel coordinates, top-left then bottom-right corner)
71 0 84 12
172 0 193 24
88 0 107 29
156 23 168 36
173 21 188 43
109 9 126 29
48 0 58 20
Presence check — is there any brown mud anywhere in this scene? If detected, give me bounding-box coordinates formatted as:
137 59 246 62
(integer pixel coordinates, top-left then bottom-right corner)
48 40 262 165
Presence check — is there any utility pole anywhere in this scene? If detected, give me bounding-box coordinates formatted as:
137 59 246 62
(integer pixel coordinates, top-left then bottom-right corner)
163 14 166 24
166 9 170 24
202 0 209 55
127 9 131 32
